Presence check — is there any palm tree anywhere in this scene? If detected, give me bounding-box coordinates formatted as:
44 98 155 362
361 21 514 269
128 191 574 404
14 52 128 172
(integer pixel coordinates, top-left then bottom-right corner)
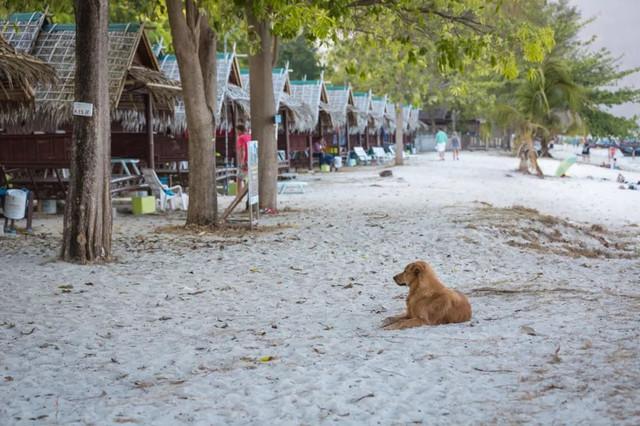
495 57 584 176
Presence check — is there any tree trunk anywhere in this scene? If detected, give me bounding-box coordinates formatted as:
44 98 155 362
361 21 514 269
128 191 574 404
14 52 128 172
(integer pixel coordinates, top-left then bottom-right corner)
166 0 218 226
246 6 278 211
517 131 544 177
540 137 553 158
395 102 404 165
61 0 111 263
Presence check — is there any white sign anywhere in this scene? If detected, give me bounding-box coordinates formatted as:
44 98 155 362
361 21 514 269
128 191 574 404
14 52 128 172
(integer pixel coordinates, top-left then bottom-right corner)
73 102 94 117
247 140 259 206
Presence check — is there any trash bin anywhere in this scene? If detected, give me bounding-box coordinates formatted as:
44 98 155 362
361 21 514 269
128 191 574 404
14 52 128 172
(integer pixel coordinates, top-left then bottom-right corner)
4 189 27 220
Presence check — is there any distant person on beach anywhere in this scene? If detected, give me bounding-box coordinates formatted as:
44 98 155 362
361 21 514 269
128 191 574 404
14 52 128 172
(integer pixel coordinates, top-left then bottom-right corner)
313 138 335 169
581 138 591 163
451 132 461 160
236 124 251 193
435 128 448 160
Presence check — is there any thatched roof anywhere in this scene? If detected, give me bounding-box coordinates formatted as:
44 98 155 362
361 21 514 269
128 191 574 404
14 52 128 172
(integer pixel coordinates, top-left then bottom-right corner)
240 66 290 112
240 66 315 132
0 34 56 107
0 13 181 133
326 84 357 129
351 91 372 134
402 105 412 131
0 11 48 53
408 107 422 132
384 102 396 132
160 51 248 131
369 95 387 133
290 78 332 132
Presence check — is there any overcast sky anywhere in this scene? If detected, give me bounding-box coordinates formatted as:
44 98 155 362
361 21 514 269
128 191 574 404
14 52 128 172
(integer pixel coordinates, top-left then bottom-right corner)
569 0 640 120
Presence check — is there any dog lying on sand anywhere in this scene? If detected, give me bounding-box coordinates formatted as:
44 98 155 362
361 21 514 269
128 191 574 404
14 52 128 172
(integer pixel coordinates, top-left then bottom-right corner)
382 261 472 330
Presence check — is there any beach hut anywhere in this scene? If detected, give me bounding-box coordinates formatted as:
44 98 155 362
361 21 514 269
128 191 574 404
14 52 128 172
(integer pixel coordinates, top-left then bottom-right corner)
289 77 333 170
325 84 357 160
369 95 388 148
383 102 397 146
351 90 372 150
0 34 56 114
158 49 250 165
0 11 181 199
240 65 312 169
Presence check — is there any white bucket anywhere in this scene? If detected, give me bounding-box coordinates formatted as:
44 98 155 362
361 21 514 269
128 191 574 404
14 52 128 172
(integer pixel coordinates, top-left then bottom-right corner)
41 199 57 214
4 189 27 219
333 156 343 169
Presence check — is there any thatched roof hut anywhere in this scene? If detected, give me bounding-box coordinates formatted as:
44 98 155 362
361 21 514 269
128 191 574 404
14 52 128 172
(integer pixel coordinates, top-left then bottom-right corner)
351 90 372 134
289 77 332 133
325 84 357 130
0 12 181 133
369 95 387 134
408 107 422 133
240 66 313 132
384 101 396 133
0 34 56 111
402 105 412 131
159 50 249 131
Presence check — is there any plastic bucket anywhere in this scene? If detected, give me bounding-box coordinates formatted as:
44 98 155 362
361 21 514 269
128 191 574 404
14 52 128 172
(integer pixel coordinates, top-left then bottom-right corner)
320 164 331 173
41 199 57 214
4 189 27 219
333 156 342 168
347 158 357 167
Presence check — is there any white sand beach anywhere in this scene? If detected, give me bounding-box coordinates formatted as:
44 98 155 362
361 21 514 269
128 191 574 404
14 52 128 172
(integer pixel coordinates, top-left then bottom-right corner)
1 152 639 425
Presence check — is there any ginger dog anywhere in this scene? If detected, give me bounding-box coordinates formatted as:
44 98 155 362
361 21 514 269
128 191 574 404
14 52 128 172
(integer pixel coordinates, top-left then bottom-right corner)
382 261 472 330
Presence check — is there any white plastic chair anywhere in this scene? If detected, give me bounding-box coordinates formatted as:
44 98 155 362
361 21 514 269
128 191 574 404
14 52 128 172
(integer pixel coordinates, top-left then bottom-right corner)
141 168 187 211
353 146 372 165
372 146 393 164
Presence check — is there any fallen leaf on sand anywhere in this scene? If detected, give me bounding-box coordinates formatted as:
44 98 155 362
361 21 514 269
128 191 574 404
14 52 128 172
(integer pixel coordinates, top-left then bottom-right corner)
250 267 261 273
259 356 275 362
520 325 537 336
550 346 561 363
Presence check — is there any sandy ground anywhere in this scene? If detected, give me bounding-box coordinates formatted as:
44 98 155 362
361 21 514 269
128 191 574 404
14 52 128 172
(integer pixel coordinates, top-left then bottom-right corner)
1 152 639 425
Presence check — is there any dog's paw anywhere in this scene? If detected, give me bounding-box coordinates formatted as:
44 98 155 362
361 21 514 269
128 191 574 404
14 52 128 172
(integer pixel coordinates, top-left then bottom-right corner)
381 317 397 327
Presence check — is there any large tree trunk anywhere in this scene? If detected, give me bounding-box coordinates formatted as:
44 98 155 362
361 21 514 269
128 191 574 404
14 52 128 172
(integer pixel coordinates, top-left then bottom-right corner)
539 137 553 158
246 6 278 211
395 102 404 165
166 0 218 226
517 131 544 177
61 0 111 263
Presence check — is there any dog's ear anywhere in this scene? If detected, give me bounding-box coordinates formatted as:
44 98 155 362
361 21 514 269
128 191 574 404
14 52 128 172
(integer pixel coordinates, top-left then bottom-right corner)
409 261 428 276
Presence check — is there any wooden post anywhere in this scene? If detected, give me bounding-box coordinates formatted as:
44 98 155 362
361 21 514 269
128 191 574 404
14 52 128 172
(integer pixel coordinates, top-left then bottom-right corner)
145 93 154 169
284 111 291 168
345 121 350 158
364 125 369 149
308 133 313 170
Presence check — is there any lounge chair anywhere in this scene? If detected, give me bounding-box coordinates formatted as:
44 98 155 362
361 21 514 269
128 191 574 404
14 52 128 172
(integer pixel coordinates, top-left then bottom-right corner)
353 146 373 165
389 146 417 161
141 168 187 211
372 146 394 164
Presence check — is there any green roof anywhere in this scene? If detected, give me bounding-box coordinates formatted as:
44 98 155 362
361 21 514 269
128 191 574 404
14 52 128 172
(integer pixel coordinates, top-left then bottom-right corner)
240 67 287 75
42 23 141 33
326 84 348 91
290 80 320 85
7 12 44 22
353 91 369 97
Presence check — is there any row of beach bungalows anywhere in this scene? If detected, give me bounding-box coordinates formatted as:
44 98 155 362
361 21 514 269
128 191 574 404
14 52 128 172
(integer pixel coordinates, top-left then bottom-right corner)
0 10 421 192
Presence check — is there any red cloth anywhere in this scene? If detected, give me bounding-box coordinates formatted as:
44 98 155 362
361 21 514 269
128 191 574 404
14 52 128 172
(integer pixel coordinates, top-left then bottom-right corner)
236 133 252 168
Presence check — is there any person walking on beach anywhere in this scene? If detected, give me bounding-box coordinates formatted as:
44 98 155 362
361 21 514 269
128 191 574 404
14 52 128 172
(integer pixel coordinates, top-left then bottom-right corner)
581 137 591 163
435 128 448 160
236 124 251 193
451 131 461 160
